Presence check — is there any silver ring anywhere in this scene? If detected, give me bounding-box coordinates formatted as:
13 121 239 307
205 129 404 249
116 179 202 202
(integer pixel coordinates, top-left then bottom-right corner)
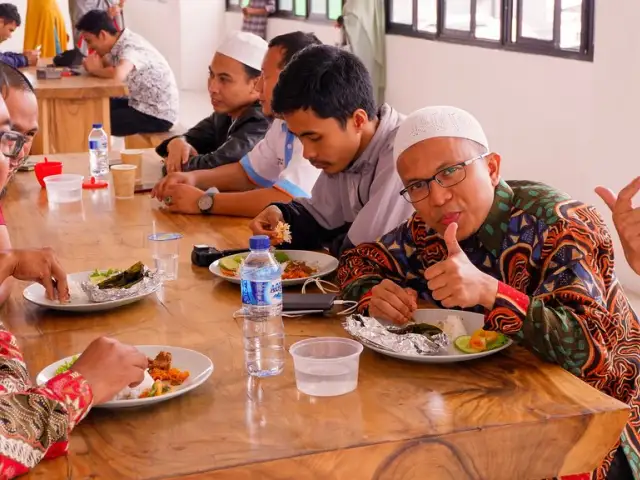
164 196 173 205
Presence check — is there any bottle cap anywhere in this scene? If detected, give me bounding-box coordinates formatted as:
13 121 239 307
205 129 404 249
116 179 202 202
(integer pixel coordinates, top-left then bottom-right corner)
82 176 108 189
249 235 270 250
92 123 102 129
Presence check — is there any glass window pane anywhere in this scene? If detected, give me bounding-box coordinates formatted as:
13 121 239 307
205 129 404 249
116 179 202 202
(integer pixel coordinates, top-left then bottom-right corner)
228 0 240 5
391 0 413 25
475 0 501 40
417 0 437 33
294 0 307 16
328 0 343 20
278 0 293 11
311 0 327 15
520 0 554 40
445 0 471 31
240 0 250 6
560 0 582 50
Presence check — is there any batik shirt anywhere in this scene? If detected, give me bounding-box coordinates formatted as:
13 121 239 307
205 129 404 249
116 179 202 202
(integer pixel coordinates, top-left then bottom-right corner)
0 324 93 478
338 179 640 480
241 0 276 40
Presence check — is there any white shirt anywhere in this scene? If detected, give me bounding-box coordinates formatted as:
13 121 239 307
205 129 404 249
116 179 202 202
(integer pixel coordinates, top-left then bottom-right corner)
110 29 179 124
239 119 320 198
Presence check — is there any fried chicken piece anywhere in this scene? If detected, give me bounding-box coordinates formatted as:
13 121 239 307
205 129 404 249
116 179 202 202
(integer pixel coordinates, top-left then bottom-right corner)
148 351 172 371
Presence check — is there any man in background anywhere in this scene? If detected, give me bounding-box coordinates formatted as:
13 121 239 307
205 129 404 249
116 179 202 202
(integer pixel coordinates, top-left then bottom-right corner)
151 31 321 218
0 4 38 68
70 0 125 51
156 31 269 174
241 0 275 40
76 10 178 137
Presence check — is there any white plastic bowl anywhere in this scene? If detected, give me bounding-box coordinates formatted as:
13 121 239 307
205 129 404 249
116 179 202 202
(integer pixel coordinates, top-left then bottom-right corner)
289 337 363 397
44 174 84 203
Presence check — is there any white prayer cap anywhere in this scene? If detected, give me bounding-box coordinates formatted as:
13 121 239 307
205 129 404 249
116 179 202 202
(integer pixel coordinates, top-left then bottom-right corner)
393 106 489 162
216 31 268 71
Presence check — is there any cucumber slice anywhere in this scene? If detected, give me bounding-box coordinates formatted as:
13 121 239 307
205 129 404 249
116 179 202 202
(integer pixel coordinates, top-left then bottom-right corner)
454 335 483 354
220 256 241 272
274 251 290 263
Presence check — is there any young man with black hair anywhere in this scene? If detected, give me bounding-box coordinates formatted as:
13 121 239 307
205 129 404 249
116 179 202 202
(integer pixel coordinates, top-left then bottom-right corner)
151 31 322 218
76 9 178 136
155 31 271 174
249 44 414 256
0 4 38 68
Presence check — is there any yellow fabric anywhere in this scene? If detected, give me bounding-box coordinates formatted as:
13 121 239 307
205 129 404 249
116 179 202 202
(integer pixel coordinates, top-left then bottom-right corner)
24 0 68 57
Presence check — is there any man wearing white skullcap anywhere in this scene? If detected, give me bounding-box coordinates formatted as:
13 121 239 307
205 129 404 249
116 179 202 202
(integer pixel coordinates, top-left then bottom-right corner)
157 31 270 174
339 106 640 480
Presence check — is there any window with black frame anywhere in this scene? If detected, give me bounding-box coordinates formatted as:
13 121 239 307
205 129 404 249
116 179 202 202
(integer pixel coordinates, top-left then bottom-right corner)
227 0 343 22
387 0 594 60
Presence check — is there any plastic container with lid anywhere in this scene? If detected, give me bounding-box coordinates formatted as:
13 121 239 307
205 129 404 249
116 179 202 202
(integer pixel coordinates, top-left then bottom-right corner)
44 174 84 203
289 337 363 397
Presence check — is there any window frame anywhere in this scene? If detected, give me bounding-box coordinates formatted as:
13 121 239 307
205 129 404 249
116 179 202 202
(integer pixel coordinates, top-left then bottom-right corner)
385 0 595 61
225 0 343 23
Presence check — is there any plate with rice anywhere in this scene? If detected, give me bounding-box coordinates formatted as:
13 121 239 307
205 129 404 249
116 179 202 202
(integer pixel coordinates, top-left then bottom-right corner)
209 249 339 286
23 265 161 312
354 309 513 363
36 345 214 409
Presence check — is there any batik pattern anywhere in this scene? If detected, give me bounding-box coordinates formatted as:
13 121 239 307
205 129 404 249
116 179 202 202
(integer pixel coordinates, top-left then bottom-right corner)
338 180 640 479
0 325 93 478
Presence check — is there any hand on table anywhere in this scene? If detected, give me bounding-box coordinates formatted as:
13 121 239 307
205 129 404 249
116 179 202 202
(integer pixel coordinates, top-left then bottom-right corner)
158 184 203 214
596 177 640 275
249 206 284 244
152 171 196 200
83 54 103 74
8 247 69 302
71 337 148 405
425 223 498 309
369 280 418 325
23 50 39 66
165 137 197 174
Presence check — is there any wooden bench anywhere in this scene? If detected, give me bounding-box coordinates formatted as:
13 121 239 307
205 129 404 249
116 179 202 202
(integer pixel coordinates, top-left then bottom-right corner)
123 124 185 150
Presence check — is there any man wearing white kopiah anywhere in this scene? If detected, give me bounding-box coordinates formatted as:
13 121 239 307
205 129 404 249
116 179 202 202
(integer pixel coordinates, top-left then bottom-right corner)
151 32 322 217
156 31 270 174
338 106 640 480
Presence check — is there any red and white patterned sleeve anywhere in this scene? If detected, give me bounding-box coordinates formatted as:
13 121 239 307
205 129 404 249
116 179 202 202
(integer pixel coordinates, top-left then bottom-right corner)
0 325 93 479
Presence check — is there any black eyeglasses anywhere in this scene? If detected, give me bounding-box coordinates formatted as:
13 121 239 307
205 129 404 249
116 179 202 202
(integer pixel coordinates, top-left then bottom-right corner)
399 152 490 204
0 131 27 159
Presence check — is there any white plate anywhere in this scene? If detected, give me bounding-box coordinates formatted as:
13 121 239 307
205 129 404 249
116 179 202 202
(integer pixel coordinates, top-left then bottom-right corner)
360 309 513 364
209 250 339 287
23 271 160 312
36 345 214 409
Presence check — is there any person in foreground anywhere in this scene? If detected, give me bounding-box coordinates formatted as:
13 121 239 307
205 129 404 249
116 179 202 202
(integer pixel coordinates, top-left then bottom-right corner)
151 31 321 217
156 31 270 174
596 177 640 276
0 3 38 68
337 105 640 479
76 9 179 136
249 45 414 256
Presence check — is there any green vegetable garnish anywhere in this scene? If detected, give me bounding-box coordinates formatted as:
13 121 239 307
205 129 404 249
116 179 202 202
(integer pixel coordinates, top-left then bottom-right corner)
55 355 78 375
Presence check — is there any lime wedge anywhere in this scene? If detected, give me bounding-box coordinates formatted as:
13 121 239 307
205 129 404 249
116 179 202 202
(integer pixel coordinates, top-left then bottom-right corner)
454 335 483 354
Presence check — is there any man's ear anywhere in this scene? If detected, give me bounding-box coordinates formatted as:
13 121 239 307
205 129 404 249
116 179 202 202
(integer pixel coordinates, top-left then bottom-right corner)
487 153 501 186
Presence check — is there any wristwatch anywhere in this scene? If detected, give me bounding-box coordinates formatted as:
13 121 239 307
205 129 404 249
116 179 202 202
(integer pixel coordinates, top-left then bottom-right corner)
197 187 219 215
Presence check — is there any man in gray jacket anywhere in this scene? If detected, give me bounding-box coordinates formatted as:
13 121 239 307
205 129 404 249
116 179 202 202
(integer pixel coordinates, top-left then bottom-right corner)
249 45 413 257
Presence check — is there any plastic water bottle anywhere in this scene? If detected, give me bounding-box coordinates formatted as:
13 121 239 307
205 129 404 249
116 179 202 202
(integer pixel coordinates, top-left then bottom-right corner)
88 123 109 177
241 235 285 377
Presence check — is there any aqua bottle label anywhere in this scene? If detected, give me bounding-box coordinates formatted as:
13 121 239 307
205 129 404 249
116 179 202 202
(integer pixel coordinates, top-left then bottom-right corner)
241 280 283 306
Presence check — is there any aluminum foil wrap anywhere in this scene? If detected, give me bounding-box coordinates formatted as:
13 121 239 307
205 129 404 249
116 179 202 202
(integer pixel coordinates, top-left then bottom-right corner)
79 269 162 303
343 314 450 356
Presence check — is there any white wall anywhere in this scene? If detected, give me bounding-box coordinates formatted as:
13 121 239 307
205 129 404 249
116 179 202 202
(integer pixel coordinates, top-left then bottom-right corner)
221 0 640 295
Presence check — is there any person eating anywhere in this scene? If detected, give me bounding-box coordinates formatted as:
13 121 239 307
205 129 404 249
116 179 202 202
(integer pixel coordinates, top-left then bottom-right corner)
156 31 270 174
596 177 640 276
336 105 640 479
248 45 414 256
151 31 322 217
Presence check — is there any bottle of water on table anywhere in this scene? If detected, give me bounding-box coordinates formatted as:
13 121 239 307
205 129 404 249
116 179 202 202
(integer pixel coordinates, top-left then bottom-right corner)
241 235 285 377
88 123 109 177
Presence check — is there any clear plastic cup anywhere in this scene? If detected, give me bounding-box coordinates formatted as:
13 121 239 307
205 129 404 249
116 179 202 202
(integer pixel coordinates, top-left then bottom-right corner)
44 174 83 203
148 233 182 281
289 337 363 397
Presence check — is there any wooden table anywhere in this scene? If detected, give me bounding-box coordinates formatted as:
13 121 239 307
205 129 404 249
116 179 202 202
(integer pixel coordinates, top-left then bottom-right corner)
2 152 630 480
23 63 127 156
